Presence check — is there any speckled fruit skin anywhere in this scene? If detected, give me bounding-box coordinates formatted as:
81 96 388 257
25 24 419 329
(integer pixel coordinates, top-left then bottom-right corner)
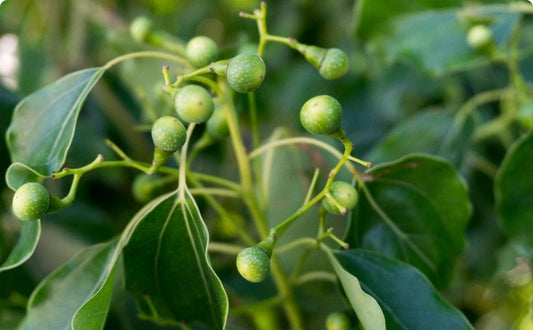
185 36 219 68
12 182 50 221
319 48 349 80
236 246 270 283
130 16 153 43
226 53 266 93
300 95 342 135
174 85 214 124
326 312 351 330
151 116 186 152
322 181 358 215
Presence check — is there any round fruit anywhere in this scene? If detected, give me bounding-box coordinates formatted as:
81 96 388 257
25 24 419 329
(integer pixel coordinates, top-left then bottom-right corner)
322 181 358 215
206 107 229 139
300 95 342 135
132 174 165 203
151 116 186 152
236 246 271 283
174 85 214 124
326 312 351 330
12 182 50 221
130 16 154 43
467 25 492 50
226 53 266 93
319 48 349 80
185 36 219 68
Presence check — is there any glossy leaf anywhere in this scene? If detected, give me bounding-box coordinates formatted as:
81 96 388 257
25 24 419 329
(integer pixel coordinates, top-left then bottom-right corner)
347 154 471 287
6 67 105 176
333 250 473 330
495 130 533 247
123 188 228 329
0 221 40 273
20 239 119 329
324 247 386 330
5 162 45 191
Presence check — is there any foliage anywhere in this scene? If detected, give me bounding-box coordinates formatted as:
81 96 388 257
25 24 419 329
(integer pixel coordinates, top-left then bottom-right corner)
1 0 532 329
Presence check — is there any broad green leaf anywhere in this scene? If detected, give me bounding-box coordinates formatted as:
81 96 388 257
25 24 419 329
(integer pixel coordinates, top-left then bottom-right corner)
6 67 105 176
5 162 45 190
347 154 471 287
0 220 40 273
21 239 119 329
333 250 473 330
123 188 228 329
495 130 533 248
323 247 386 330
367 109 474 168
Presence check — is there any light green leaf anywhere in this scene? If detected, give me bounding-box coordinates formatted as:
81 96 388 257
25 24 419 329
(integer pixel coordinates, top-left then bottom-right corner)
0 220 41 273
323 247 386 330
333 250 473 330
6 67 105 176
495 130 533 248
123 188 228 329
5 162 45 191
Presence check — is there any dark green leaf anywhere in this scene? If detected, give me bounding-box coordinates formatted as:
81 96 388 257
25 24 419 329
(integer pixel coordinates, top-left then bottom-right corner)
0 221 40 273
333 250 473 330
6 68 105 176
495 130 533 247
5 162 45 190
347 154 471 287
20 239 119 329
123 188 228 329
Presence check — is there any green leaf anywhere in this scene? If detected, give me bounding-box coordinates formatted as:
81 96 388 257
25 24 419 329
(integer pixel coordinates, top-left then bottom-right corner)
347 154 471 287
6 67 105 176
0 221 40 273
333 250 473 330
20 239 119 330
495 130 533 248
367 108 474 168
5 162 46 191
323 247 386 330
123 188 228 329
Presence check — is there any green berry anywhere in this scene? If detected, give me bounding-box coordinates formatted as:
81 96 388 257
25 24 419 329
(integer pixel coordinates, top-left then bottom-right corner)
206 107 229 139
151 116 186 152
300 95 342 135
132 174 165 203
175 85 214 124
236 246 271 283
319 48 349 79
12 182 50 221
226 53 266 93
322 181 358 215
326 312 351 330
185 36 219 68
130 16 154 43
467 25 492 50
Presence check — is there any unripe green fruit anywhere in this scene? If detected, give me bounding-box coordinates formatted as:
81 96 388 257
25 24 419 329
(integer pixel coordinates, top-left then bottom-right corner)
12 182 50 221
467 25 492 50
151 116 186 152
302 45 349 79
236 246 271 283
300 95 342 135
175 85 214 124
185 36 219 68
206 107 229 139
132 174 165 203
326 312 351 330
130 16 154 43
322 181 358 215
226 53 266 93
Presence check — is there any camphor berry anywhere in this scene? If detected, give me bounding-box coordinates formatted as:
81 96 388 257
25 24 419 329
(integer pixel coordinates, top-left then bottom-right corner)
151 116 187 152
130 16 154 43
185 36 219 68
300 95 342 135
322 181 358 215
467 25 493 51
206 106 229 139
226 53 266 93
175 84 214 124
236 235 276 283
326 312 351 330
132 174 166 203
12 182 50 221
302 45 349 80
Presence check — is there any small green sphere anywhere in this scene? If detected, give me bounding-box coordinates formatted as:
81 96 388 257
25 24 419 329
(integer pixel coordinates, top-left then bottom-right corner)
467 25 492 50
319 48 349 80
236 246 271 283
185 36 219 68
322 181 358 215
206 107 229 139
326 312 351 330
130 16 154 43
300 95 342 135
12 182 50 221
151 116 186 152
226 53 266 93
175 85 214 124
132 174 165 203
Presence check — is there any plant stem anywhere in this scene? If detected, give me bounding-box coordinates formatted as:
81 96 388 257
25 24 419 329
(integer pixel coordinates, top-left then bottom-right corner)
103 51 189 70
